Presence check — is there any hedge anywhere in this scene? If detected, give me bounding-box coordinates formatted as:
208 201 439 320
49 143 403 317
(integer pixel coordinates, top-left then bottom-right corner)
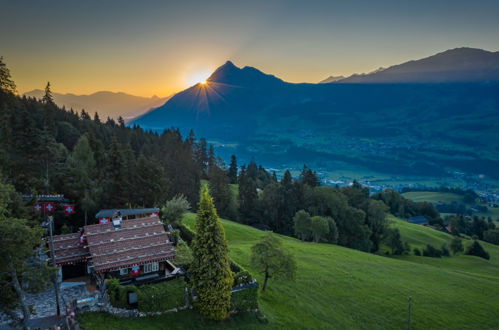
231 285 258 311
107 278 186 312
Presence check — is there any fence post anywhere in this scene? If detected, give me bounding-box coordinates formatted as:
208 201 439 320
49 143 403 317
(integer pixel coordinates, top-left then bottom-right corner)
407 296 412 330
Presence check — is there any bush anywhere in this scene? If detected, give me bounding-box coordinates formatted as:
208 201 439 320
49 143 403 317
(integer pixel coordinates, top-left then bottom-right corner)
107 278 186 312
161 195 191 224
175 241 194 269
465 240 490 260
107 278 138 309
231 285 258 311
233 270 254 286
136 279 186 312
450 237 464 254
413 248 421 256
178 224 196 244
440 244 450 257
423 244 442 258
483 229 499 245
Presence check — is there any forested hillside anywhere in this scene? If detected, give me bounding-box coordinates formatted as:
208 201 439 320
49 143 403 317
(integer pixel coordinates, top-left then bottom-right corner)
0 58 212 231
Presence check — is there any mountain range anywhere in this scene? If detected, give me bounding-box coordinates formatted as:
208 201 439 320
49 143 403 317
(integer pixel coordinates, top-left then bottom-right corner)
24 90 169 121
323 47 499 83
130 48 499 186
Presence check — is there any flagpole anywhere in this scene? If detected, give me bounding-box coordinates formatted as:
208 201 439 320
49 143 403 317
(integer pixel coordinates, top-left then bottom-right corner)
48 215 61 316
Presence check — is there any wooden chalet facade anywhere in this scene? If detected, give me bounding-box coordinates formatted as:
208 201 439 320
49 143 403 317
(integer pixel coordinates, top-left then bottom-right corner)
49 210 178 285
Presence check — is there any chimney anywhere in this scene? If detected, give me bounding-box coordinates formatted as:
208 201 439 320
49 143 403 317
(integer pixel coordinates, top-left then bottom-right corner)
112 210 122 230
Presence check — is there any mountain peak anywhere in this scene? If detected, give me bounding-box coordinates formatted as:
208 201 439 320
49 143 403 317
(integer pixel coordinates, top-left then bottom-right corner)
207 60 284 86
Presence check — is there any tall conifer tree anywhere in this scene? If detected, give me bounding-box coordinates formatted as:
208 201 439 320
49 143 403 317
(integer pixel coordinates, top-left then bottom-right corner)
190 187 233 320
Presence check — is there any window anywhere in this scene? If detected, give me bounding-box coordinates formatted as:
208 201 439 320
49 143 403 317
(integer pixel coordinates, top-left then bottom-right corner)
119 268 129 276
144 262 159 273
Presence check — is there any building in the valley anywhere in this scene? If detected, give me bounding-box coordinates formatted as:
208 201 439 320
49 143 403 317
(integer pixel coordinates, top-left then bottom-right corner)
48 209 179 286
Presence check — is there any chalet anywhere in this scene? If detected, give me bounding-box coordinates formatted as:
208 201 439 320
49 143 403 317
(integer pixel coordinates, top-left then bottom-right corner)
48 209 178 286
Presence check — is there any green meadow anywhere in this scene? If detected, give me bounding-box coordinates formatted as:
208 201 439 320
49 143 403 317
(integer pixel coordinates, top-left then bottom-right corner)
80 213 499 329
401 191 463 203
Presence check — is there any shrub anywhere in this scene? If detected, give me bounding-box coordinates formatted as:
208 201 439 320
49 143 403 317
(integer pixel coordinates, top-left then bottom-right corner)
440 244 450 257
136 279 186 312
233 270 254 286
175 241 194 268
423 244 442 258
450 237 464 254
466 240 490 260
107 278 186 312
483 229 499 245
413 248 421 256
107 278 138 309
231 285 258 311
161 195 191 225
178 224 196 245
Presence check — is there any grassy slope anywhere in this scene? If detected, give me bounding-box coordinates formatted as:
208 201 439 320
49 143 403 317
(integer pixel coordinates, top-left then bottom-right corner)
182 213 499 330
388 215 499 281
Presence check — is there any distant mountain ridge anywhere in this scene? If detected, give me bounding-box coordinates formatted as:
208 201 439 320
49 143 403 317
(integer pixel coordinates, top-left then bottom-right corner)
24 90 169 121
130 48 499 182
319 75 345 83
323 47 499 83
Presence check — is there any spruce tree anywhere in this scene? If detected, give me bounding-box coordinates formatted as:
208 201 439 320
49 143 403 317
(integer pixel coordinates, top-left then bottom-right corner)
0 56 16 94
42 81 54 105
190 187 233 320
228 155 238 184
208 164 233 218
67 135 98 224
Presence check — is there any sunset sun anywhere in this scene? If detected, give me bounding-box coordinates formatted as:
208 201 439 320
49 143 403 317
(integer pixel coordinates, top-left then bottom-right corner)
186 70 211 86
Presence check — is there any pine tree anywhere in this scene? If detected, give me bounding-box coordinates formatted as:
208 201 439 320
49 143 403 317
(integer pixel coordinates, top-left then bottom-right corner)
238 166 259 224
42 81 54 105
228 155 238 184
299 165 320 187
190 187 233 320
208 164 233 218
0 56 16 94
67 135 98 224
102 137 128 207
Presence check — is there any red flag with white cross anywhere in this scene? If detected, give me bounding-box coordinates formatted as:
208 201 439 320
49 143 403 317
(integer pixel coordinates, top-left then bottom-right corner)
44 202 56 213
33 203 43 213
63 204 75 215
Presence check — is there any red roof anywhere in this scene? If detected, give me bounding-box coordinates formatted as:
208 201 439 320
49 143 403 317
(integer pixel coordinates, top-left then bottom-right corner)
49 215 175 272
48 232 89 265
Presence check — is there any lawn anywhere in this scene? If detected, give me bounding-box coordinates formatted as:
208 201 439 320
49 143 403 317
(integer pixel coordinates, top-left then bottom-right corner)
81 213 499 329
183 213 499 329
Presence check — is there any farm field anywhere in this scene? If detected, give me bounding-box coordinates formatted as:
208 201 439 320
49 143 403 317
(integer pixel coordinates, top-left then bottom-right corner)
81 213 499 329
402 191 499 220
401 191 463 203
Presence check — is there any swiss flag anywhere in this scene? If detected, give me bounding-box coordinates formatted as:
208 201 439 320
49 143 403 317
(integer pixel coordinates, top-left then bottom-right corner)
63 204 75 215
148 212 159 217
99 217 110 224
130 266 140 276
44 202 56 213
33 203 43 212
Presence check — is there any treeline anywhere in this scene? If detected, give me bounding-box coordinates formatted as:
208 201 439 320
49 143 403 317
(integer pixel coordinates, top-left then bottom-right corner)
0 60 223 231
371 189 441 225
208 159 440 254
447 214 497 243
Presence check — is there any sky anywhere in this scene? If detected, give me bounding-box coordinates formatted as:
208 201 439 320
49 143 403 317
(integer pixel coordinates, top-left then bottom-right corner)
1 0 499 97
